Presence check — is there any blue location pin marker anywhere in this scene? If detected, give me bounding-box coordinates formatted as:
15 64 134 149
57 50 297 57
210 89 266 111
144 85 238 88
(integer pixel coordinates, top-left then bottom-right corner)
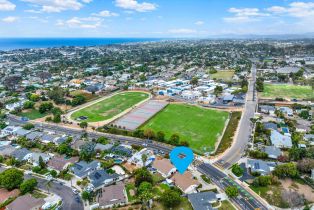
170 146 194 174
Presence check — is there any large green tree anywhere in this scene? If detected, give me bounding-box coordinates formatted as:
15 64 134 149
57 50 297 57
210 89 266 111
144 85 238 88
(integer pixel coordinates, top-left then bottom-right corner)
225 186 239 197
160 189 181 208
0 168 24 190
20 178 38 194
134 168 153 187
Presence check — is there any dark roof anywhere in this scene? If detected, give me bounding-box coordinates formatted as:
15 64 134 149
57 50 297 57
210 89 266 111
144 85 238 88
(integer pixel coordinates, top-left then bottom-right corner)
264 146 281 158
89 169 119 188
86 85 100 93
11 148 31 161
223 95 234 101
71 160 100 178
55 136 67 145
41 133 57 142
263 122 277 130
112 145 132 157
26 131 43 141
187 192 217 210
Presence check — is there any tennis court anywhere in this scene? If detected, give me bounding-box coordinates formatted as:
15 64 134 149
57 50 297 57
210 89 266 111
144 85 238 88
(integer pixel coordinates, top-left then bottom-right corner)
113 100 168 130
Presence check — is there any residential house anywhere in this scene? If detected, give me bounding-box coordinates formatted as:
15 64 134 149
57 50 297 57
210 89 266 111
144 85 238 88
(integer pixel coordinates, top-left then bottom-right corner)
71 140 85 151
263 146 281 159
0 145 17 157
279 107 293 116
6 194 45 210
26 131 43 141
1 126 21 136
152 158 176 178
111 145 133 157
94 143 113 152
0 189 20 204
270 130 292 148
15 128 31 137
40 133 59 144
71 160 101 179
54 136 68 145
97 182 127 208
28 152 51 166
171 171 200 194
128 148 155 167
304 134 314 145
88 169 120 189
247 159 276 175
11 148 32 161
260 105 276 115
47 155 79 173
188 191 220 210
223 94 234 104
263 122 278 131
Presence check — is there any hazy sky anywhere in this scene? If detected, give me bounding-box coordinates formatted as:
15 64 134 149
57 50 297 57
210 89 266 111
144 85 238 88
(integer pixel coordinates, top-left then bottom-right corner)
1 0 314 37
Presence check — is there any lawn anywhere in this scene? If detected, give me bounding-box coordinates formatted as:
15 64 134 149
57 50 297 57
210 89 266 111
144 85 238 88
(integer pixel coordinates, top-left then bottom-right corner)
218 200 236 210
125 183 137 202
71 91 149 122
142 104 229 154
261 84 313 100
152 197 193 210
17 109 48 120
211 70 235 81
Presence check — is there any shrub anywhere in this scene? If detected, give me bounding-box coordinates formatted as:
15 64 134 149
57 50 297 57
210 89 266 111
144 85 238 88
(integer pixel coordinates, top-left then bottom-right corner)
231 164 244 177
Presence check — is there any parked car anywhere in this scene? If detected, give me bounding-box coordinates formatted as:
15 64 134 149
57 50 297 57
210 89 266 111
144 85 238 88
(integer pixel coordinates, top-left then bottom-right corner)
72 188 79 195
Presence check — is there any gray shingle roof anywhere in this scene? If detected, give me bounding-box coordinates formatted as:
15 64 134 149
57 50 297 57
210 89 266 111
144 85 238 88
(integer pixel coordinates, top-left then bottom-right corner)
89 169 119 188
11 148 31 161
247 159 276 175
263 146 281 159
15 128 31 136
263 122 278 130
26 131 43 141
187 192 217 210
71 160 100 178
270 130 292 148
41 133 57 142
95 143 113 151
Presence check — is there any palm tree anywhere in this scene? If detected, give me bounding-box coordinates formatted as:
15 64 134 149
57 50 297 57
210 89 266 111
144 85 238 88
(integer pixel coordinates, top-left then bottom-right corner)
141 154 148 167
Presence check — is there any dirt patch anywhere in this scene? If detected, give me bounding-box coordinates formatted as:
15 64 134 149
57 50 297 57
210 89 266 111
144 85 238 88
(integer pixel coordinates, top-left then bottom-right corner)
280 179 314 202
123 162 138 173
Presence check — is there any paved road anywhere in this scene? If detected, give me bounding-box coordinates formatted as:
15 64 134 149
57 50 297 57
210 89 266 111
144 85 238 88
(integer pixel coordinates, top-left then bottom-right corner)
0 166 83 210
215 65 257 169
197 163 268 210
0 166 84 210
25 174 84 210
7 115 173 155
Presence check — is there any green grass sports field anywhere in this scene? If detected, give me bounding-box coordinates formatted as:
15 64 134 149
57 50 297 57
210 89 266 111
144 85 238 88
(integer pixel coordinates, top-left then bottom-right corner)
211 70 235 81
261 84 313 100
71 91 149 122
142 104 229 154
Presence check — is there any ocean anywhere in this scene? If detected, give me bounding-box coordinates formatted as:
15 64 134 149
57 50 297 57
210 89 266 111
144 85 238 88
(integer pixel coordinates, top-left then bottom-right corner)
0 38 163 51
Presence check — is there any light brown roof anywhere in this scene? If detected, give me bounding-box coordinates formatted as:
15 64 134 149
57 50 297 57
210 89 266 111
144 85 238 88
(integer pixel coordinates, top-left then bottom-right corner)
171 171 200 192
0 189 19 204
47 155 79 171
98 182 126 207
6 194 45 210
152 158 175 175
71 140 85 150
